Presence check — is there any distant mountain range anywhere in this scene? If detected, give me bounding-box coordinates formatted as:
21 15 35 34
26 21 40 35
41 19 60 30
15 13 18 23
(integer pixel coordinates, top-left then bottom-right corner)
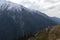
0 1 57 40
51 17 60 24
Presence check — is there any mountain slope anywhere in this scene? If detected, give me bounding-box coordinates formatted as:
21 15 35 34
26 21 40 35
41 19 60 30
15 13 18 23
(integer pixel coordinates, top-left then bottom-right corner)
0 1 57 40
51 17 60 24
28 25 60 40
48 25 60 40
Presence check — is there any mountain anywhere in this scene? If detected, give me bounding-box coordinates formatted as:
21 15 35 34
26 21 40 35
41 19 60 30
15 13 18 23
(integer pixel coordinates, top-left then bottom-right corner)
48 25 60 40
51 17 60 24
28 25 60 40
0 1 57 40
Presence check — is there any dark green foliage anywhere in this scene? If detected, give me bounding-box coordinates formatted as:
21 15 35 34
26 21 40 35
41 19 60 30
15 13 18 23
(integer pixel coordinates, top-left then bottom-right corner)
27 29 48 40
17 32 35 40
17 29 49 40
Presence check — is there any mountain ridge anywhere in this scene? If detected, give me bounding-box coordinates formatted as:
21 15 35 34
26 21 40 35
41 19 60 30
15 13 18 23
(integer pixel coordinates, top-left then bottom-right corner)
27 25 60 40
51 17 60 24
0 1 57 40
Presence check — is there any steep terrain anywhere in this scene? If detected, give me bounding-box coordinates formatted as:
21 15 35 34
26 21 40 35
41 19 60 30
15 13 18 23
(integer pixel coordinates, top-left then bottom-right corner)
0 1 57 40
48 25 60 40
28 25 60 40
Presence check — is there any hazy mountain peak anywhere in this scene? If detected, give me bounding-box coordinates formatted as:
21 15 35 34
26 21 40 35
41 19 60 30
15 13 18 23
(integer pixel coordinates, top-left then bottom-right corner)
0 1 57 40
0 1 23 11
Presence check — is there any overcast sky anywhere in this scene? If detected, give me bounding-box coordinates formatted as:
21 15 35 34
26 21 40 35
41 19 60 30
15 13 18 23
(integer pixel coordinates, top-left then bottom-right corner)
0 0 60 18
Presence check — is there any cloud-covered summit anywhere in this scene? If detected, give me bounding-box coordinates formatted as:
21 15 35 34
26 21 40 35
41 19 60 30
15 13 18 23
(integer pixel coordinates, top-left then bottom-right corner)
0 0 60 17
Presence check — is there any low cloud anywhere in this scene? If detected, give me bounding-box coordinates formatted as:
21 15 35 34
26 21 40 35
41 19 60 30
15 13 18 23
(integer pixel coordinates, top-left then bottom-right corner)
1 0 60 17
